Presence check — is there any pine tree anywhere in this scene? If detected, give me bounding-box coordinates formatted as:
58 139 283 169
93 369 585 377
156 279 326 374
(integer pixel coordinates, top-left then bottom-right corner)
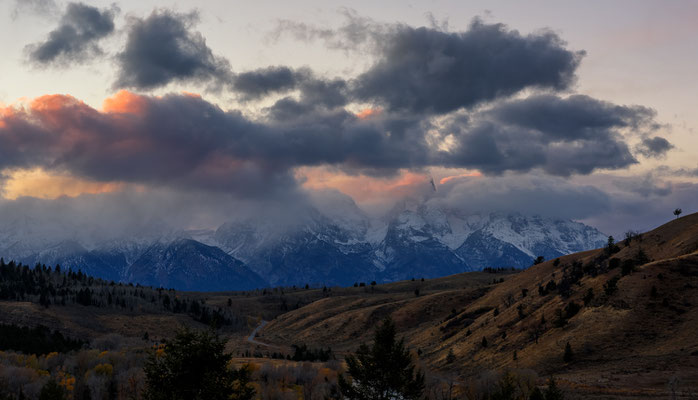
563 342 573 362
338 317 425 400
446 348 456 364
39 380 65 400
143 328 255 400
544 377 564 400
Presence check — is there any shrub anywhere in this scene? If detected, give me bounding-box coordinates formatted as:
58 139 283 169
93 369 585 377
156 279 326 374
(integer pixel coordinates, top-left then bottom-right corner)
583 288 594 306
621 259 635 276
604 276 620 296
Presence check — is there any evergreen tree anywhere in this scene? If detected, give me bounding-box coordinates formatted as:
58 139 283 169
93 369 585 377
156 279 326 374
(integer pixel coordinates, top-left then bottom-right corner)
39 379 65 400
338 317 425 400
563 342 573 362
446 348 456 364
529 386 544 400
544 377 564 400
143 328 254 400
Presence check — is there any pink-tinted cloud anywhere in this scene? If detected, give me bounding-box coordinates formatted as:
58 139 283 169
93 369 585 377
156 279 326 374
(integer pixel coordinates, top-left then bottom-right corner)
299 166 432 205
439 171 482 185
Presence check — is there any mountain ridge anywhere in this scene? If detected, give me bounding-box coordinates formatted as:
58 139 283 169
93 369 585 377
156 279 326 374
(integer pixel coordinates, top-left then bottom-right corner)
0 199 607 290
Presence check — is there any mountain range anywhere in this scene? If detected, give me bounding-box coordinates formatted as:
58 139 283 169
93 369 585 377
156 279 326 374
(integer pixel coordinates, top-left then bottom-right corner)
0 197 607 290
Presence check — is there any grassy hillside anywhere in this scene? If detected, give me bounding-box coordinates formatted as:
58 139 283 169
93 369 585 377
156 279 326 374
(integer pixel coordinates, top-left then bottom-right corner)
259 213 698 398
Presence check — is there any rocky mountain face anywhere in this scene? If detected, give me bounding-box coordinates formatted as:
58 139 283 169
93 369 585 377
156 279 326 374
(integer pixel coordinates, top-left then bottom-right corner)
0 198 607 290
126 239 267 291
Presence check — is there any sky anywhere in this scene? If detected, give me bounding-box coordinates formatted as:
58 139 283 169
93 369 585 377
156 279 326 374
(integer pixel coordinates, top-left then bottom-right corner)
0 0 696 237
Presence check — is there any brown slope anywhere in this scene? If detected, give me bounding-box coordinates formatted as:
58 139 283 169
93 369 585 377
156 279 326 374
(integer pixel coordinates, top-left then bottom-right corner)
258 270 512 351
259 213 698 397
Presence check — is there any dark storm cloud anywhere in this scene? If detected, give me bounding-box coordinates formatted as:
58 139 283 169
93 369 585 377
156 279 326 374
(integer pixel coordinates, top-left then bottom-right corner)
271 16 584 114
353 20 584 114
0 90 657 198
635 136 674 158
114 10 232 90
440 94 645 175
25 2 116 65
488 94 657 140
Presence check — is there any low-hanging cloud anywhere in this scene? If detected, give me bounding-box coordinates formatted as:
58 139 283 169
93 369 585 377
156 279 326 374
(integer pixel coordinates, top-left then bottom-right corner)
431 174 612 220
25 2 116 66
114 10 232 90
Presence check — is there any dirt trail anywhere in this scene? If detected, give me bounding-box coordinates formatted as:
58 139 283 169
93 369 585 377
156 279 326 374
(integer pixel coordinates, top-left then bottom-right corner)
247 320 275 347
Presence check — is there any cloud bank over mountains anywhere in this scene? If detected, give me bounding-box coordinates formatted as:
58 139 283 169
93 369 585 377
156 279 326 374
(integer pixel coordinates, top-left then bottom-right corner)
2 5 694 238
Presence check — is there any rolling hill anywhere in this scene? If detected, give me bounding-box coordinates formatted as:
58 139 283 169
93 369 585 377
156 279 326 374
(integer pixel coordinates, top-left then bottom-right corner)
258 213 698 398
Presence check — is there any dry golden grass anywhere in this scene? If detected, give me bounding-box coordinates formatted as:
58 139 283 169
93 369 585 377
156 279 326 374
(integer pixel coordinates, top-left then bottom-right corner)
257 213 698 398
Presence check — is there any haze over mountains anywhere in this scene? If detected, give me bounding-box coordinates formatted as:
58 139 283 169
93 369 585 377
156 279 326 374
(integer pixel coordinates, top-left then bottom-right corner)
0 194 606 290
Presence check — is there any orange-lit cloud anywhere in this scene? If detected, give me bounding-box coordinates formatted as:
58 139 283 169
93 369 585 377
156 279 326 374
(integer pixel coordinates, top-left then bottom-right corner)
102 90 148 114
439 171 482 185
298 166 431 203
2 168 124 200
355 107 382 120
181 91 202 99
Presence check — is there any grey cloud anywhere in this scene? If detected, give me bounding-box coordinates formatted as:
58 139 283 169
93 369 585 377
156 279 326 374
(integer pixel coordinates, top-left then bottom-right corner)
656 165 698 177
12 0 59 19
352 20 584 114
272 15 583 114
233 66 348 108
581 180 698 238
441 94 643 175
613 175 673 198
489 94 657 141
115 10 232 90
433 173 698 239
25 2 116 65
430 174 612 220
0 188 314 246
636 136 674 158
269 9 383 52
233 66 310 100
